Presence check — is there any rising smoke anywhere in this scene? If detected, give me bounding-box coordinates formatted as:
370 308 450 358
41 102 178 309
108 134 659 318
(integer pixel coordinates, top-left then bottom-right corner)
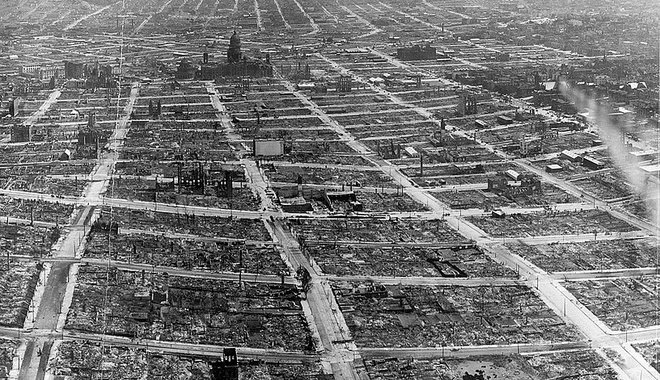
559 81 659 228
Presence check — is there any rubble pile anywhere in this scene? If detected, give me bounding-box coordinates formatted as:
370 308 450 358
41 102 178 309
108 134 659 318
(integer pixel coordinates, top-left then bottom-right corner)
334 283 580 347
7 176 87 197
468 210 638 237
104 207 270 241
84 231 288 275
52 340 149 379
573 172 635 201
354 192 428 213
269 166 396 188
123 129 234 162
66 266 313 351
108 178 260 211
527 349 620 379
506 239 660 272
0 339 17 374
0 224 60 257
0 196 75 223
364 350 618 379
292 218 466 243
0 261 41 327
432 184 576 209
564 277 660 330
633 341 660 371
51 340 325 379
309 245 516 278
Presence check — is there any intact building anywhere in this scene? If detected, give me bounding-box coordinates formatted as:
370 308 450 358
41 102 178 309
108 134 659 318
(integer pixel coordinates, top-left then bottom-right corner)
19 64 62 80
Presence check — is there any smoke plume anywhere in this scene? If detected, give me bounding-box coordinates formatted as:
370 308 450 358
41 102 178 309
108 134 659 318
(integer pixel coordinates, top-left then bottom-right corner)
559 81 659 229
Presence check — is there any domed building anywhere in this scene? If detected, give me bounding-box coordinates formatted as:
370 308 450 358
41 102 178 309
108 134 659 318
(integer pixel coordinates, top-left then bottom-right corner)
197 31 273 80
227 31 242 63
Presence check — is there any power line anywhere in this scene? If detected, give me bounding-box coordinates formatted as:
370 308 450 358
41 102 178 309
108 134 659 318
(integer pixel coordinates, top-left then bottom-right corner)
101 0 127 364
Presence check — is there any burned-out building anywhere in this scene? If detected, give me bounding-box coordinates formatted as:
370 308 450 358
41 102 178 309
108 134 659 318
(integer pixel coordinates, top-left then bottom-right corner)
457 93 478 116
63 61 117 88
175 58 198 80
211 348 239 380
488 172 542 197
198 31 273 80
64 61 85 79
10 124 31 142
397 44 436 61
8 97 22 117
77 113 106 158
173 162 244 198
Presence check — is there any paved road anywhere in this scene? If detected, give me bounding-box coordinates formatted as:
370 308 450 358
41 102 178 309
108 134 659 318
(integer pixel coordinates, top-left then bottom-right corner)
21 89 61 126
552 267 659 281
361 341 589 359
305 51 660 377
270 218 366 380
19 83 142 378
63 330 318 362
322 274 522 286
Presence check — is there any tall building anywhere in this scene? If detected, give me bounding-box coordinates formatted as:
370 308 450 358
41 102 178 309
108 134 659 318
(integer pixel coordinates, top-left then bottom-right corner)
64 61 85 79
197 31 273 80
227 31 242 63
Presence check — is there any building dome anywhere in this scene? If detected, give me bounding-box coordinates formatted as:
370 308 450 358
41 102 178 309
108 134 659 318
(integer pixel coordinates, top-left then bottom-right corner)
227 31 242 63
229 31 241 48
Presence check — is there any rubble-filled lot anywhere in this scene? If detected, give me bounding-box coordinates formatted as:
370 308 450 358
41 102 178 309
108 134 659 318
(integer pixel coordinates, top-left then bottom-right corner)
283 150 371 166
238 123 338 140
633 341 659 371
0 197 75 224
85 231 288 275
106 178 260 211
563 277 660 331
334 283 579 347
0 144 68 164
66 266 313 351
310 244 516 278
123 128 234 162
571 173 634 201
431 183 577 209
615 197 655 222
505 238 659 272
480 130 596 157
268 165 396 188
0 261 41 327
364 350 618 379
5 176 87 197
403 162 522 187
347 192 428 213
0 339 17 375
121 143 236 162
289 140 361 153
302 191 428 214
51 340 325 379
468 210 638 238
0 160 94 179
0 224 60 257
291 218 467 244
101 207 270 241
